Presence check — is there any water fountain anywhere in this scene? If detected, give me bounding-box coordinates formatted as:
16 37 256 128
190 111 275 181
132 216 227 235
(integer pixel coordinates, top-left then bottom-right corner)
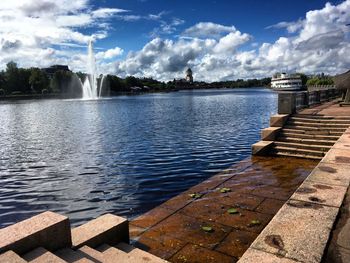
82 40 105 99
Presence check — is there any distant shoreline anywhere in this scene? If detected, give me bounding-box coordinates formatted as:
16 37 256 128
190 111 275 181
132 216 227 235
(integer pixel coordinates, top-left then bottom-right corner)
0 86 270 101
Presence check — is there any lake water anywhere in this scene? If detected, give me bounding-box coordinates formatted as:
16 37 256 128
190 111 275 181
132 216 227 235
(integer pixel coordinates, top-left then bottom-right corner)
0 88 277 227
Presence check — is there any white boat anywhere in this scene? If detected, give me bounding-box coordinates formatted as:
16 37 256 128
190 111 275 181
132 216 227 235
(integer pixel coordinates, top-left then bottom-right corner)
271 73 302 91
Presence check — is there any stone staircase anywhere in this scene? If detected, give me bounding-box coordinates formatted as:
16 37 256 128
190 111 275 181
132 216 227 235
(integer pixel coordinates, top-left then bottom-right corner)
271 114 350 159
0 211 167 263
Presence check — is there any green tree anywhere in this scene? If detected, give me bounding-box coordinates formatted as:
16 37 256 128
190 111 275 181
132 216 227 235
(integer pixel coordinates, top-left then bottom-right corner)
29 68 49 93
17 68 31 93
108 75 127 93
4 62 31 94
125 76 139 88
50 70 74 93
306 76 334 86
297 73 308 86
0 71 5 95
4 61 19 94
306 78 318 86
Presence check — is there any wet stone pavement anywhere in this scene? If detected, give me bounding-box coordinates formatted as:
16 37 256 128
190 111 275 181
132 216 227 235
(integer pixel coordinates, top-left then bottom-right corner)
130 156 317 262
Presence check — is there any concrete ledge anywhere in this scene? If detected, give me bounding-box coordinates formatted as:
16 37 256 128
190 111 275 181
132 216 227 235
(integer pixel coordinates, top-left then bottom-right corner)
270 114 289 127
248 200 338 262
306 162 350 187
291 180 347 208
252 141 273 155
0 251 27 263
0 211 71 254
72 213 129 249
238 248 299 263
240 127 350 262
261 127 281 141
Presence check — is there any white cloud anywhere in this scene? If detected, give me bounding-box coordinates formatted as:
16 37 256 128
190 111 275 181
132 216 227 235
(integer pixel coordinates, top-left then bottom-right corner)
114 1 350 81
147 11 168 21
1 0 349 81
96 47 124 60
114 10 167 22
92 8 128 19
182 22 237 39
150 18 185 37
113 27 250 81
266 19 304 33
56 14 92 27
0 0 124 71
213 31 251 54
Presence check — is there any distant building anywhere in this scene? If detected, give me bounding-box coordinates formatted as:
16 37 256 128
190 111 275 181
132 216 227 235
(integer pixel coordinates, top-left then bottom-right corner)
172 68 195 89
42 65 70 78
185 68 193 83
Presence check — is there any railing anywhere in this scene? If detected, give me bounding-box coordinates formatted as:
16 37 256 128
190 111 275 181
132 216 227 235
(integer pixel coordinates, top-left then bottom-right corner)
295 91 307 111
307 85 335 92
277 86 340 114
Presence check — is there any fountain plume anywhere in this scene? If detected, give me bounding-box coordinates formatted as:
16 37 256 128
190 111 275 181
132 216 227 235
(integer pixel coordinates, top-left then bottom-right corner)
82 40 104 100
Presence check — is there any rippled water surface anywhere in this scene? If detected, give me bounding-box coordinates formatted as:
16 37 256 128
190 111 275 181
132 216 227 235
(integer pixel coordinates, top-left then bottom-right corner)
0 88 277 227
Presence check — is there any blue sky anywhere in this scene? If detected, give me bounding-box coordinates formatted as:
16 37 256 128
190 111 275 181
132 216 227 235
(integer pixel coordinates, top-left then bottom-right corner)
90 0 333 53
0 0 349 81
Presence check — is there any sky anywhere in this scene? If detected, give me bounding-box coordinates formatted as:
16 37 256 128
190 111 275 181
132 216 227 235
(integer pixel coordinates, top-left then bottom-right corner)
0 0 349 81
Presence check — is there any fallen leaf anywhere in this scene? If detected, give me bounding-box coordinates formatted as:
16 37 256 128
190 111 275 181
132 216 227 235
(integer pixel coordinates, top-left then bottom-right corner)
189 193 203 199
248 220 261 227
220 187 231 193
202 226 214 232
227 208 239 214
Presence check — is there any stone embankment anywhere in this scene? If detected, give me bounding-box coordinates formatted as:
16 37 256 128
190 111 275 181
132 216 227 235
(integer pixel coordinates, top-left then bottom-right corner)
253 110 350 160
252 89 349 159
240 125 350 262
272 114 349 159
242 101 350 262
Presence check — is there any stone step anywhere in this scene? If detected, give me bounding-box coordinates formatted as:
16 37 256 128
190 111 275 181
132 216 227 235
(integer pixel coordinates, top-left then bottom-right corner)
71 214 129 249
282 128 344 136
279 132 340 141
54 248 95 263
274 141 331 152
23 247 67 263
0 251 27 263
273 145 325 157
273 151 323 160
96 244 131 262
284 125 346 132
287 121 350 129
78 246 104 262
0 211 71 255
293 114 350 120
97 243 168 263
290 116 350 124
277 136 336 146
116 242 168 263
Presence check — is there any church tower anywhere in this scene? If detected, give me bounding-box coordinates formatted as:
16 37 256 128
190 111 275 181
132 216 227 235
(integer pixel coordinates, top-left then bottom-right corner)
185 68 193 83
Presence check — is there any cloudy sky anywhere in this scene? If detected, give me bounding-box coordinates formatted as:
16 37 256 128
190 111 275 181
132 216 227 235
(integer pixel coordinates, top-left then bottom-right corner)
0 0 349 81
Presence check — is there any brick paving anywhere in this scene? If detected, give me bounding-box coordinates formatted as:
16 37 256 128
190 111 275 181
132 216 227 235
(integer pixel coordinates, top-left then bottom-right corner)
130 156 317 262
299 100 350 116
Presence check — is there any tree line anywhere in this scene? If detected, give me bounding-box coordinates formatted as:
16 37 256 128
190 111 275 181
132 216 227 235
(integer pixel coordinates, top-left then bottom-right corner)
0 62 50 96
306 73 334 86
1 61 331 98
0 62 162 96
